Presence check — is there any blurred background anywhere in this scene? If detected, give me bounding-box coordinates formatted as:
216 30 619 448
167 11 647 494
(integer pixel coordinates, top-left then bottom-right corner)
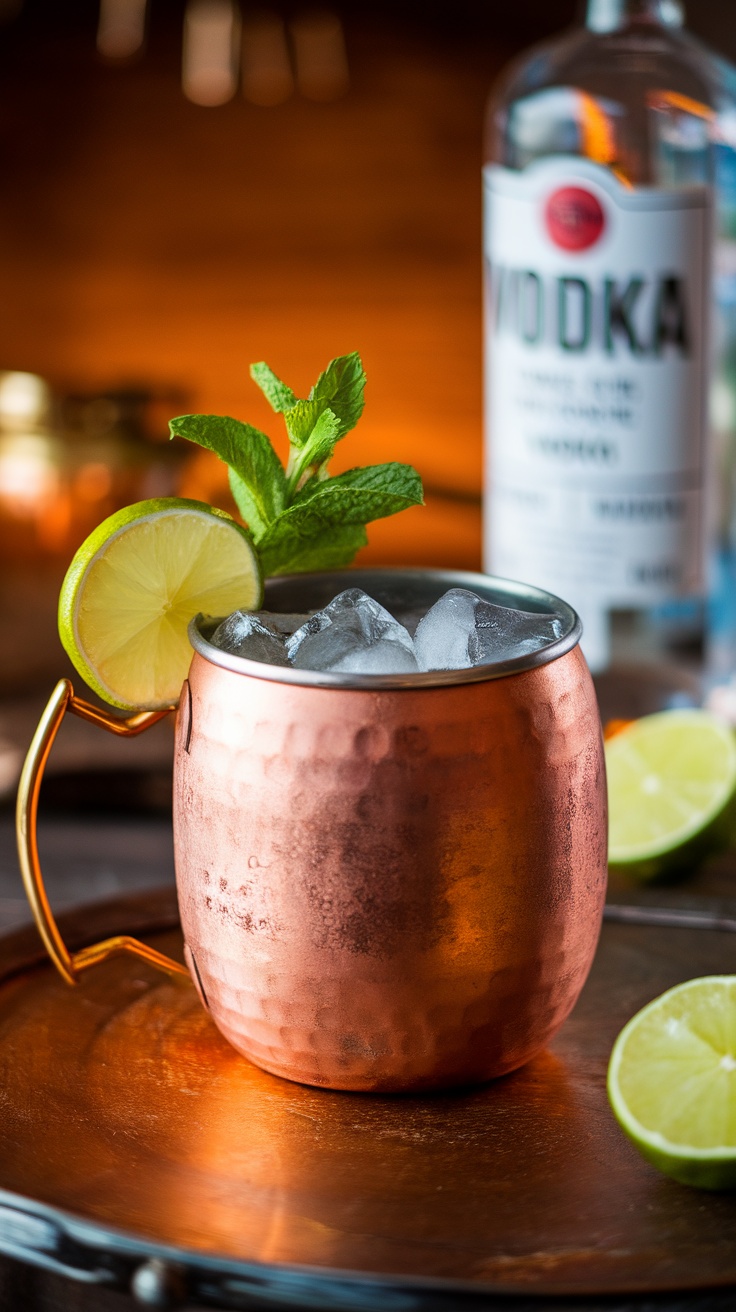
0 0 735 824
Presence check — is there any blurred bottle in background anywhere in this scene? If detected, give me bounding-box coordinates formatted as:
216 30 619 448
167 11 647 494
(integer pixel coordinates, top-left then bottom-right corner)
707 55 736 692
483 0 736 711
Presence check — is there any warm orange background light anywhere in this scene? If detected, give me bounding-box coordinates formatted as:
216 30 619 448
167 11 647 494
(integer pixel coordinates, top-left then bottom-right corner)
0 10 530 691
0 19 503 581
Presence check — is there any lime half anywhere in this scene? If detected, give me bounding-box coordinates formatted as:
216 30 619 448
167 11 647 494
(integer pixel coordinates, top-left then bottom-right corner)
58 498 262 710
608 976 736 1190
605 709 736 881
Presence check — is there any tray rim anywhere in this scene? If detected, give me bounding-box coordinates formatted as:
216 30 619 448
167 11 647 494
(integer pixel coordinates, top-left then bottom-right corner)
2 1183 736 1311
1 888 736 1309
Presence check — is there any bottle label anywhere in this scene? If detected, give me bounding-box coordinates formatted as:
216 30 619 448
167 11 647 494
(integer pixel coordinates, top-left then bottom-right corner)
483 158 711 623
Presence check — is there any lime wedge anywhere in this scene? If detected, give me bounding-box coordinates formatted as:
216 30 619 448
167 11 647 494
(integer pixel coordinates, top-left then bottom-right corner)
58 498 262 710
608 976 736 1190
605 710 736 881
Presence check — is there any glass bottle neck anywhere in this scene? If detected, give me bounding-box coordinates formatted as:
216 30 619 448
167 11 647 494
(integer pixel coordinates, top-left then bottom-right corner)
585 0 684 32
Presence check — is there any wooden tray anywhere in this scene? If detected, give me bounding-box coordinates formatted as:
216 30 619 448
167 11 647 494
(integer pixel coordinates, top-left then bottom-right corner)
0 888 735 1310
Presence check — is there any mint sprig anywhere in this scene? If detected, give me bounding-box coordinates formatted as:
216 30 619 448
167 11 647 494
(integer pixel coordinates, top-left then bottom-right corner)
168 412 287 540
169 352 424 576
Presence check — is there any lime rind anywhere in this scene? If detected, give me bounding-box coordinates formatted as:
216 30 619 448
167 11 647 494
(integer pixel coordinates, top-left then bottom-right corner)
58 498 263 711
607 976 736 1191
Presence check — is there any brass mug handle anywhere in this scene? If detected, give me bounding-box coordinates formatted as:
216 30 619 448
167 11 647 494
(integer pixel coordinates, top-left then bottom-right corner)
16 678 190 986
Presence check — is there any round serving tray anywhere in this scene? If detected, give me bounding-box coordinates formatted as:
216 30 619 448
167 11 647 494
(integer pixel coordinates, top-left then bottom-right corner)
0 889 735 1310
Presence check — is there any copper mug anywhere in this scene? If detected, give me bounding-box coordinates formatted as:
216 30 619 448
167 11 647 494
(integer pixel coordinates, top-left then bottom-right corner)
17 569 607 1093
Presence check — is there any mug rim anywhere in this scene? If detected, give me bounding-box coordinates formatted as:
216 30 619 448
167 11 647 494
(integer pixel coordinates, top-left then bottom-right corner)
188 567 582 690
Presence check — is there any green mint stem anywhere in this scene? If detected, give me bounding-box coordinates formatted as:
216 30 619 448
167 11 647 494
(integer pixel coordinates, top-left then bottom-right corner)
285 449 318 500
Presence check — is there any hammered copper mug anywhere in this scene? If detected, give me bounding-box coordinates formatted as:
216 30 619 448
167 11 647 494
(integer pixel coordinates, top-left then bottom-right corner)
17 569 607 1093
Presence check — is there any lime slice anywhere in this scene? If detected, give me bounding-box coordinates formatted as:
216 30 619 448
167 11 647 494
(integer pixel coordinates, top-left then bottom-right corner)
608 976 736 1190
58 498 262 710
605 710 736 881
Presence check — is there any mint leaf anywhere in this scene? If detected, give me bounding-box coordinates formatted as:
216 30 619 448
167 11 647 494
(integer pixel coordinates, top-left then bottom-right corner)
309 352 365 439
286 408 341 495
169 414 286 541
302 408 341 468
261 523 368 576
257 462 423 575
283 398 324 449
294 463 424 520
227 468 277 542
284 354 364 447
250 362 297 413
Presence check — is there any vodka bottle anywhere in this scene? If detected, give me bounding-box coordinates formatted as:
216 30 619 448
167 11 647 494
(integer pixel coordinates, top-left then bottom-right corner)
483 0 722 693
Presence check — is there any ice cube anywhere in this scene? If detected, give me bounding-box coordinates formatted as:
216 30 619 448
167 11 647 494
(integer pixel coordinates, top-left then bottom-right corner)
414 588 563 671
286 588 418 674
327 637 419 674
413 589 477 671
251 610 312 638
210 611 290 665
471 598 563 665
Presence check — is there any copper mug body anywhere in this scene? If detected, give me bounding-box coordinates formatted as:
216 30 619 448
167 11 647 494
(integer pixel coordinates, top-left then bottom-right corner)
173 569 607 1093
